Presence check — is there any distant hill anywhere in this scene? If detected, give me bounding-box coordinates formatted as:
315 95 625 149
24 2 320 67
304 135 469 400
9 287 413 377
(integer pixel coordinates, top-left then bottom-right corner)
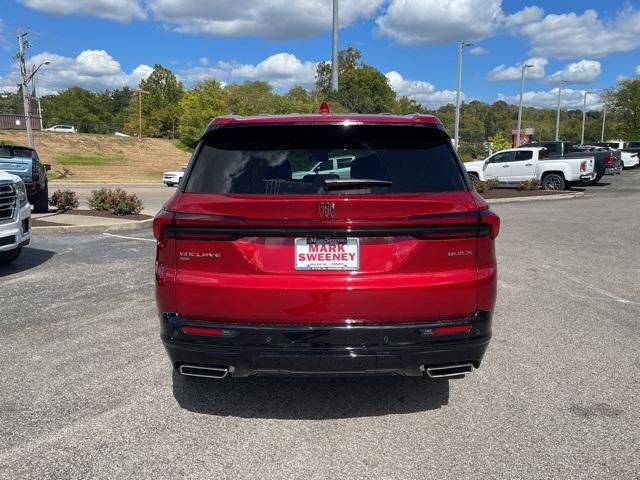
0 131 191 182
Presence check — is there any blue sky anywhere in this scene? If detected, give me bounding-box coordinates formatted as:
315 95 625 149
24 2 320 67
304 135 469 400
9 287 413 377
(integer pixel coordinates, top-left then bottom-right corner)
2 0 640 109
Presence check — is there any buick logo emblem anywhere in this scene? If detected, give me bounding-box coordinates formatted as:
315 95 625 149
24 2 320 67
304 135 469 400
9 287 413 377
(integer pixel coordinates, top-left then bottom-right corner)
319 202 336 221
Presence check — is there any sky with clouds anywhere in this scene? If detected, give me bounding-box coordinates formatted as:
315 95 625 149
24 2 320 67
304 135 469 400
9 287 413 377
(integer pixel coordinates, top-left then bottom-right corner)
1 0 639 109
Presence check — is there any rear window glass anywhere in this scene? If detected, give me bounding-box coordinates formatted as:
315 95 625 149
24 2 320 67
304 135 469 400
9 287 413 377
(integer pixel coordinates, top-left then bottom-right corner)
0 147 32 158
184 125 467 195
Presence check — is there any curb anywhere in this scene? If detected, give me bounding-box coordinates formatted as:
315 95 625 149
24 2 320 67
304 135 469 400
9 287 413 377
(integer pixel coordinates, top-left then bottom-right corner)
32 218 153 235
485 191 584 204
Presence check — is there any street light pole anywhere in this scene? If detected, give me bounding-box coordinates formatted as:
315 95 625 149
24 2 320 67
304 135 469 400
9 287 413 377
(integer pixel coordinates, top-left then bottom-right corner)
331 0 339 92
454 41 473 150
581 91 594 145
555 80 569 141
516 64 533 147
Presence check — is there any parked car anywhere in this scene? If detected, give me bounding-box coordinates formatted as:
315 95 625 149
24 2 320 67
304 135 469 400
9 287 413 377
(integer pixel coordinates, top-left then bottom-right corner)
163 167 186 187
521 141 622 184
464 147 596 190
0 170 31 264
292 155 355 179
593 141 640 168
0 145 50 213
153 107 500 379
44 125 77 134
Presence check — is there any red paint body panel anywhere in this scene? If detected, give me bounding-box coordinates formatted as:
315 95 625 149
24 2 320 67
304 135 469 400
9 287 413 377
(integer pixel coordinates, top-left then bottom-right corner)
155 113 498 329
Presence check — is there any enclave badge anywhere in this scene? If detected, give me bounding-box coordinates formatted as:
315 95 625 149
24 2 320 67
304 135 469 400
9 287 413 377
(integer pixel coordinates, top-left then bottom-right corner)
319 202 336 221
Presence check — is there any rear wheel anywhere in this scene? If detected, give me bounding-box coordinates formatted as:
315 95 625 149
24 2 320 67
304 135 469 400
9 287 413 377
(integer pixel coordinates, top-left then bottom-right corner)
541 173 565 191
0 247 21 265
590 174 602 185
32 185 49 213
468 173 479 187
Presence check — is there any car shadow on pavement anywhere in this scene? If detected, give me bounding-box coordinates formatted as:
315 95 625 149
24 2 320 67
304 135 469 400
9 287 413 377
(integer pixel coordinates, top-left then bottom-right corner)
172 371 449 419
0 247 55 277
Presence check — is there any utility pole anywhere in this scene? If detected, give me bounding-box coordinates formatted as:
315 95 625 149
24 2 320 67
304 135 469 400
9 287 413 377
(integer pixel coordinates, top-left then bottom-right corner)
555 80 569 141
133 89 149 140
454 42 473 150
516 64 533 147
581 91 594 145
16 30 33 148
600 104 607 143
331 0 339 92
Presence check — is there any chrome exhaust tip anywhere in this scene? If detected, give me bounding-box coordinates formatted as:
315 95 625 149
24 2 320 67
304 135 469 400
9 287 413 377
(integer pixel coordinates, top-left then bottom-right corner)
179 364 231 379
424 363 474 378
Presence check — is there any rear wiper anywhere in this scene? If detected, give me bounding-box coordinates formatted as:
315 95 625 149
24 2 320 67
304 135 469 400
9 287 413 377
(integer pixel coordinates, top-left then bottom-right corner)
323 178 393 190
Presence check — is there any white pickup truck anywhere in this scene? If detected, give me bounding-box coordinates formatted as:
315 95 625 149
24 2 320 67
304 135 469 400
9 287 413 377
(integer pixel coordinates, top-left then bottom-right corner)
0 170 31 264
464 147 596 190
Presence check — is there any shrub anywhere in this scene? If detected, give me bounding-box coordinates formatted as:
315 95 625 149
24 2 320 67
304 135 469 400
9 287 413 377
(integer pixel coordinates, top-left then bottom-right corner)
88 188 143 215
485 178 500 190
50 190 79 211
517 179 540 191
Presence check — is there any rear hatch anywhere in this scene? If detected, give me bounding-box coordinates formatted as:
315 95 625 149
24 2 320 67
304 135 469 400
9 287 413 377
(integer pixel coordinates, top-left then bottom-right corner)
0 146 32 183
163 124 492 325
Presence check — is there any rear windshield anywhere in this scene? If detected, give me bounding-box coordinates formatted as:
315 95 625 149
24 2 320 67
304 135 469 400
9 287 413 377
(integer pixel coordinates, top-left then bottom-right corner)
184 125 467 195
0 147 32 159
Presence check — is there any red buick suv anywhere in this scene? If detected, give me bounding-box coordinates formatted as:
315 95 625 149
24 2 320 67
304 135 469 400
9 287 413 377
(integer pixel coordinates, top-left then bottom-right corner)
154 106 499 379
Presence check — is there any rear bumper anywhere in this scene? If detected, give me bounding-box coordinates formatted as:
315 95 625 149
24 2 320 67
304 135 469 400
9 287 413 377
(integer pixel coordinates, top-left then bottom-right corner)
605 165 623 175
579 171 597 183
159 311 492 377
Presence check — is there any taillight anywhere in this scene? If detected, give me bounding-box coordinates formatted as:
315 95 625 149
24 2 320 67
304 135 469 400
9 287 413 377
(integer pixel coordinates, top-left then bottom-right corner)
606 154 615 166
153 209 174 240
32 162 39 182
182 326 236 337
479 210 500 239
580 160 587 172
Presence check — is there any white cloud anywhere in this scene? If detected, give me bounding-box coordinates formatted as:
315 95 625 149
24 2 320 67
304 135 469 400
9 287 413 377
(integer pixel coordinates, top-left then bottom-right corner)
469 46 489 56
504 6 544 27
497 88 602 110
546 60 601 84
20 0 145 22
376 0 504 45
148 0 383 39
0 50 152 94
486 57 547 81
180 53 318 90
198 57 208 66
517 8 640 59
385 71 460 107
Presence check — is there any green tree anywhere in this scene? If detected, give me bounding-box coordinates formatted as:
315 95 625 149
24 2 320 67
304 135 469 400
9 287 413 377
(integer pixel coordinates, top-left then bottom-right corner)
604 79 640 139
178 79 227 146
315 47 363 95
487 132 512 151
127 64 183 137
334 65 395 113
226 81 276 116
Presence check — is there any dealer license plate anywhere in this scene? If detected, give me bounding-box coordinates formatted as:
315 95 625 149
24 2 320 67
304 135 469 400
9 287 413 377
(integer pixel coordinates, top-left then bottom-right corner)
294 237 359 271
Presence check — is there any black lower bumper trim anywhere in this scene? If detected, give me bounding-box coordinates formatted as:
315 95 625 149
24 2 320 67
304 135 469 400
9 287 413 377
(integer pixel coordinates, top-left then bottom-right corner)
160 312 492 377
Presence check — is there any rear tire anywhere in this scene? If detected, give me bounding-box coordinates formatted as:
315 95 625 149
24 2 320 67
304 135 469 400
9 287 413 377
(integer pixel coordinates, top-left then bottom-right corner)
0 247 22 265
32 185 49 213
590 174 602 185
468 173 479 187
541 173 565 191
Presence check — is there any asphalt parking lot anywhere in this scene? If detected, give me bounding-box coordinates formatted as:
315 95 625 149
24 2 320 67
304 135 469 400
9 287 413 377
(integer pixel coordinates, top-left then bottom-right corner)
2 170 639 479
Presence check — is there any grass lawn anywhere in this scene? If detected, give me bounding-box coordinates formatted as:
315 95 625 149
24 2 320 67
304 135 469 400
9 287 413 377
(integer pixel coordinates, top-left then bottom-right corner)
0 130 191 182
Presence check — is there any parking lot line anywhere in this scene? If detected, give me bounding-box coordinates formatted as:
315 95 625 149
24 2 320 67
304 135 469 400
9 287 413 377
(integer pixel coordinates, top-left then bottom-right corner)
102 233 156 243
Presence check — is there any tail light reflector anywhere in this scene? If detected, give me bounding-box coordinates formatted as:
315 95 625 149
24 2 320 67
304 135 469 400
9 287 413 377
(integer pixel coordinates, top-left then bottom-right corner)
421 324 472 336
606 154 615 166
182 326 235 336
580 160 587 172
153 209 174 240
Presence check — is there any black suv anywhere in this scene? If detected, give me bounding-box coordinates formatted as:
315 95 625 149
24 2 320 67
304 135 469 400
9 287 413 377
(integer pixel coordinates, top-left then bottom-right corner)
0 144 50 213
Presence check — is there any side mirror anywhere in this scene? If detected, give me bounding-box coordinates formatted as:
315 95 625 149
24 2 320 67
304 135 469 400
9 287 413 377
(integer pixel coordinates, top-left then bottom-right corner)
44 164 52 171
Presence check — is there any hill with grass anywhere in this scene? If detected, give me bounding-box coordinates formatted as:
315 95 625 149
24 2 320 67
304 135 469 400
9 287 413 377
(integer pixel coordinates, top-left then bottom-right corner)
0 131 191 182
